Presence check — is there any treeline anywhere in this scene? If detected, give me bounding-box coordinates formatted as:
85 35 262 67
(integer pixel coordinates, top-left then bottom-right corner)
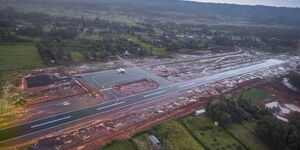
37 34 149 65
9 0 300 26
205 97 270 126
255 113 300 150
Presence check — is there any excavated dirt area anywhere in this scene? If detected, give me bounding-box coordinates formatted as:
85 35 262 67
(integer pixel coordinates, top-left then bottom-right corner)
112 79 159 95
144 52 264 82
10 69 281 150
5 50 300 149
258 79 300 117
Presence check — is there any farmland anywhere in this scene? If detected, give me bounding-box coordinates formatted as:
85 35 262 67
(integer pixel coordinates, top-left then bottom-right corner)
0 43 44 72
102 115 270 150
0 0 300 149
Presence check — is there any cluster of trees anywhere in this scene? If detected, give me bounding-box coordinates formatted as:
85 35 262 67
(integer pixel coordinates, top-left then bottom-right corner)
1 0 300 65
10 0 300 26
205 97 270 126
205 96 300 150
255 112 300 150
37 35 149 65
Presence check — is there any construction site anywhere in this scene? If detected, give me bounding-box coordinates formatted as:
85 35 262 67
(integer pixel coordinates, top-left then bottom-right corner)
1 47 300 149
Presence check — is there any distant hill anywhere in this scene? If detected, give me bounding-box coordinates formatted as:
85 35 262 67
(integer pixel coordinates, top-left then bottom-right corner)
2 0 300 26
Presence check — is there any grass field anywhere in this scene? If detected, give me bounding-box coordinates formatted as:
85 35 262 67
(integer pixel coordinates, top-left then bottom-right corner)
122 35 168 56
70 51 85 62
227 123 269 150
181 115 246 150
101 140 138 150
0 43 44 72
79 34 102 41
153 120 205 150
132 133 152 150
18 35 41 43
234 88 274 104
99 115 270 150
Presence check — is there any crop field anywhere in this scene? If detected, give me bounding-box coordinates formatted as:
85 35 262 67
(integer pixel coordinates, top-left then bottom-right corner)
0 43 44 72
227 123 269 150
153 120 205 150
101 140 138 150
104 115 268 150
181 115 246 150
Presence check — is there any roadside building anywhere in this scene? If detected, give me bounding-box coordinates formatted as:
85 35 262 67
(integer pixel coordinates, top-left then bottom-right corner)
195 109 206 115
148 135 161 150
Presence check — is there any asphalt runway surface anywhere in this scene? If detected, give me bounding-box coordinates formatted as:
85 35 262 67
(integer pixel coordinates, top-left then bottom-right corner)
80 67 173 99
0 59 284 144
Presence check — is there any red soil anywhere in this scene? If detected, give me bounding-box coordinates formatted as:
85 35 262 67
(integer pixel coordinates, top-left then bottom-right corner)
112 79 159 95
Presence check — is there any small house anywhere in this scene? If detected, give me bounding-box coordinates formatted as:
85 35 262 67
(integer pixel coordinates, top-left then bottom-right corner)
148 135 161 150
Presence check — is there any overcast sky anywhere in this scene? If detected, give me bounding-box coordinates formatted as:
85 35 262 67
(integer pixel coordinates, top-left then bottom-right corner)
185 0 300 8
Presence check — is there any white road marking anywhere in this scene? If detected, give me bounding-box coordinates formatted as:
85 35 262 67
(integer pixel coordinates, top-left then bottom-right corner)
31 116 71 128
96 101 125 110
179 82 195 88
144 91 165 97
0 59 286 143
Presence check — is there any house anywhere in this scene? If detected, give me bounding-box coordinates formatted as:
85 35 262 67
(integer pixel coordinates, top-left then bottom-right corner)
148 135 161 150
195 109 206 115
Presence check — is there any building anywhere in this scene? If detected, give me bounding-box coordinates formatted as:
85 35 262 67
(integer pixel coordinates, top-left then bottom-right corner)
195 109 206 115
148 135 161 150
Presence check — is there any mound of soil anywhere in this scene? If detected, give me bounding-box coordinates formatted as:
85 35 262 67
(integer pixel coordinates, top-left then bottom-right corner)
113 79 159 95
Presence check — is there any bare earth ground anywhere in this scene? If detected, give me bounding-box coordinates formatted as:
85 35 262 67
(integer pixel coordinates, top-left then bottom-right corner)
5 72 277 150
2 50 300 149
112 79 159 95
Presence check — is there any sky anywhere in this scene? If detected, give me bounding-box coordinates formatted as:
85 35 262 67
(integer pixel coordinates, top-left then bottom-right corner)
185 0 300 8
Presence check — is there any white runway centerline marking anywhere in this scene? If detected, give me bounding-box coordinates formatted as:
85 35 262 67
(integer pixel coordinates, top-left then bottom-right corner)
144 91 165 97
31 116 71 128
96 101 125 110
179 82 195 88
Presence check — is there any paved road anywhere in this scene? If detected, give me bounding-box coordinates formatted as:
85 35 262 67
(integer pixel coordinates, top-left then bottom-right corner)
80 67 173 99
0 59 284 143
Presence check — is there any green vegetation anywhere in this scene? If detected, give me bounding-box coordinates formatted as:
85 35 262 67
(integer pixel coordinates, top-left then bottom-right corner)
79 34 102 41
132 133 152 150
122 35 168 56
152 120 205 150
235 88 274 104
70 51 85 62
255 114 300 150
0 82 26 128
182 115 245 150
227 123 269 150
101 140 138 150
0 43 44 72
